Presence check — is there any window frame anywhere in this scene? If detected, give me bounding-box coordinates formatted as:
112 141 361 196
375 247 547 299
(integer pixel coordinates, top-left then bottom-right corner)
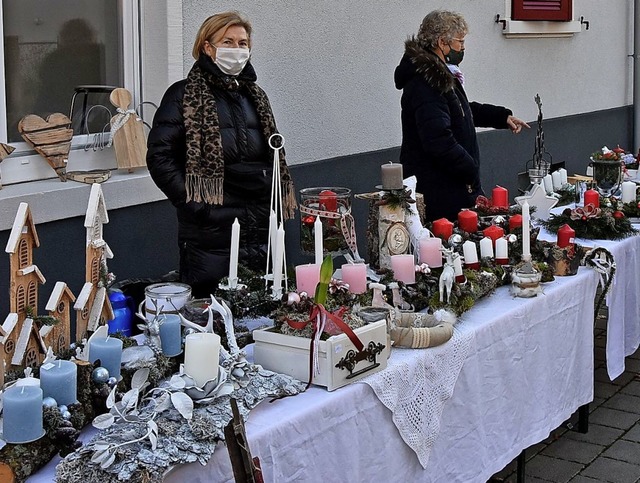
0 0 142 184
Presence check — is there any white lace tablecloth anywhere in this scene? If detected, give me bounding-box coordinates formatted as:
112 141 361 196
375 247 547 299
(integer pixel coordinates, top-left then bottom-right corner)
360 322 473 468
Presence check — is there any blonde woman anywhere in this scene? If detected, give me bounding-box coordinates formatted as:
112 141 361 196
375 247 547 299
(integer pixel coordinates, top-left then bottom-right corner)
147 11 295 297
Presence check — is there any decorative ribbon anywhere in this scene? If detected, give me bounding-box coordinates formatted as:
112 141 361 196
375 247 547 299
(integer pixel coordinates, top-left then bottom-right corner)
107 108 138 147
570 203 601 220
299 204 359 257
285 304 365 389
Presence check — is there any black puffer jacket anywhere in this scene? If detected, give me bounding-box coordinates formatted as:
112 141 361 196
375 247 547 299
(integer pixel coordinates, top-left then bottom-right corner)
394 39 512 222
147 56 272 296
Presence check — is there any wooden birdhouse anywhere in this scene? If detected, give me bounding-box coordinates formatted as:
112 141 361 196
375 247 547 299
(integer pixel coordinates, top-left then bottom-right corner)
1 313 18 371
5 203 46 317
2 315 47 368
41 281 75 355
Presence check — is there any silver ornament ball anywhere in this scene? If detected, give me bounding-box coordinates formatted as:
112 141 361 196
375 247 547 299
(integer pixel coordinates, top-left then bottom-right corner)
58 405 68 414
42 397 58 408
448 234 463 246
107 376 118 387
507 234 518 243
92 366 110 383
493 215 506 225
62 411 72 420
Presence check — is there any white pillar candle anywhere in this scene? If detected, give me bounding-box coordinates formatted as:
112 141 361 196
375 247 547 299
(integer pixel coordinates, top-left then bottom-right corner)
542 174 553 193
184 332 220 387
390 254 415 284
495 237 509 260
419 236 443 268
453 254 463 277
522 200 531 261
228 218 240 288
89 336 123 380
341 262 368 294
159 314 182 357
381 162 404 190
314 216 323 265
621 181 637 203
2 385 43 444
462 240 478 264
551 171 563 190
559 168 568 185
272 223 285 296
479 236 494 259
295 263 320 295
40 359 77 406
269 210 277 263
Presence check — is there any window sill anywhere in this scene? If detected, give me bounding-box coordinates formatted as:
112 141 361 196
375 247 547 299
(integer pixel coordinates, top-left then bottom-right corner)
501 20 582 38
0 169 166 231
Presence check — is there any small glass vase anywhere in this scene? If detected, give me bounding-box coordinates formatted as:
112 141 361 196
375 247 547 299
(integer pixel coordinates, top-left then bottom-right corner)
592 158 622 197
299 187 351 256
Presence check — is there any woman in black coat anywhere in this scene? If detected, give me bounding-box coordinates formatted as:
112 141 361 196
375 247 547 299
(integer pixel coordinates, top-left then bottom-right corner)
395 10 529 223
147 11 295 298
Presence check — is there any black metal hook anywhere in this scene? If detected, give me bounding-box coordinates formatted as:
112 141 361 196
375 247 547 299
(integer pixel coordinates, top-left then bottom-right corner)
495 14 506 30
580 16 590 30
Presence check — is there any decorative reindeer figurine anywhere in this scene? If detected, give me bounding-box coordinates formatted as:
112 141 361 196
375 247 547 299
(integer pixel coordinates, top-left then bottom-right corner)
439 247 457 304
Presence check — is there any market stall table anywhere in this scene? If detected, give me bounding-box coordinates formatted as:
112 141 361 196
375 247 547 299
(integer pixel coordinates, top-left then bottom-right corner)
539 220 640 380
28 268 599 483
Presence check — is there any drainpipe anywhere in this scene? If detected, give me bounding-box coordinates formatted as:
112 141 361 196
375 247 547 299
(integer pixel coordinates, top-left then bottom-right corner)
634 0 640 152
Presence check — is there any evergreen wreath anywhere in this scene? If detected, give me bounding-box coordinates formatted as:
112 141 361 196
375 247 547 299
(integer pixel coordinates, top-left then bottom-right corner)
540 205 637 240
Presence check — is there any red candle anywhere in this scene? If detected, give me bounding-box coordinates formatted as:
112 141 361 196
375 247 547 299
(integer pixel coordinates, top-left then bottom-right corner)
457 209 478 233
319 190 338 212
508 214 523 231
557 224 576 249
583 189 600 208
483 225 505 244
432 218 454 240
492 186 509 209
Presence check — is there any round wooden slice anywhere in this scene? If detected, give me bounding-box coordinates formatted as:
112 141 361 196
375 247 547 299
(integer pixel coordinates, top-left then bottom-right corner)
0 462 16 483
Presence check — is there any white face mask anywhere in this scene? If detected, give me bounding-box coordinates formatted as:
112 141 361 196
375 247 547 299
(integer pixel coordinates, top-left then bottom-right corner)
214 47 250 76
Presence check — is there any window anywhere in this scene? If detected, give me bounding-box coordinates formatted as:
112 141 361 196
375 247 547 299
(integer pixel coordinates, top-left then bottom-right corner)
512 0 572 22
18 238 29 267
0 0 141 185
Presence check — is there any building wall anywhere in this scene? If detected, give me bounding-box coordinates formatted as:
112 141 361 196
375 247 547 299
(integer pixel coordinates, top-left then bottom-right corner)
0 106 631 317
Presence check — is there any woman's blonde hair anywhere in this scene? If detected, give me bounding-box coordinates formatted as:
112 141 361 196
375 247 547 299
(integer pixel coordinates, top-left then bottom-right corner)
417 10 468 50
191 11 252 59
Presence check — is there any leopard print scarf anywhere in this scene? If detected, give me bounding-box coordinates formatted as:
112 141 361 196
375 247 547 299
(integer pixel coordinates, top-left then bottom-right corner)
183 60 296 219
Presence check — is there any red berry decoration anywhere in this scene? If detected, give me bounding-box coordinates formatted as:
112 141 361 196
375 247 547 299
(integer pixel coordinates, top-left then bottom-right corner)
302 215 316 226
613 210 625 219
581 216 587 221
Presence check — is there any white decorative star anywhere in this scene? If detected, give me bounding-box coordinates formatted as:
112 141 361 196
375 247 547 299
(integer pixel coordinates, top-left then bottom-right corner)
514 182 558 221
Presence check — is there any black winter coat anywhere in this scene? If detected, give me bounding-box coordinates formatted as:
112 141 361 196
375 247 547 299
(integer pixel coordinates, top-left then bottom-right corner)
394 40 512 222
147 57 273 297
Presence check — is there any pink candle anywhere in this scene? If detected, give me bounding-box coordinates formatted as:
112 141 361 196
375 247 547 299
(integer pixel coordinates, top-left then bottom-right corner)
341 263 367 294
584 189 600 208
432 218 454 240
419 237 443 268
457 209 478 233
492 186 509 208
483 225 505 244
390 254 416 284
295 264 320 295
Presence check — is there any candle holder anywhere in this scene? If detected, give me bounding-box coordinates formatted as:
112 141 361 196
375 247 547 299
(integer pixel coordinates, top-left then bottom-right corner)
299 187 354 257
510 259 542 298
592 158 623 197
179 365 233 403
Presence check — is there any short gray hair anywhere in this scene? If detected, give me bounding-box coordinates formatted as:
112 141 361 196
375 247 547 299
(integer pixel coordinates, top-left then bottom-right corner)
417 10 468 50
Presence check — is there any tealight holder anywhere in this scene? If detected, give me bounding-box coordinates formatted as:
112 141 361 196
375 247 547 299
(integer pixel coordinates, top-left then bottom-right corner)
510 259 542 298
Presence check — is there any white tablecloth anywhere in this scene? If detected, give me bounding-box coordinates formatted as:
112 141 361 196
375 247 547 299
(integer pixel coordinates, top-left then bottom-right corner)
29 268 600 483
539 222 640 379
161 268 599 483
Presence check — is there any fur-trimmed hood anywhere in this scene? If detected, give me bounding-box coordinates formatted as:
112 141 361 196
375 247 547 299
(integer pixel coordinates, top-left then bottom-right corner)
394 37 455 93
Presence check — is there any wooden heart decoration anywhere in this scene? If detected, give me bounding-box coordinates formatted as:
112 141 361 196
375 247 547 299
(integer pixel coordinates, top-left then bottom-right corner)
18 113 73 181
0 143 15 161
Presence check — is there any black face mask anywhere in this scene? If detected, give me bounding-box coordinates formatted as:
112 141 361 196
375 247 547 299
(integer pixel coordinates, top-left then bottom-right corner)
445 46 464 66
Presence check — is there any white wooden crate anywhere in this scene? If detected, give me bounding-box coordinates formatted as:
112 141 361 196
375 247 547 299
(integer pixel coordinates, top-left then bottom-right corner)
253 319 389 391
